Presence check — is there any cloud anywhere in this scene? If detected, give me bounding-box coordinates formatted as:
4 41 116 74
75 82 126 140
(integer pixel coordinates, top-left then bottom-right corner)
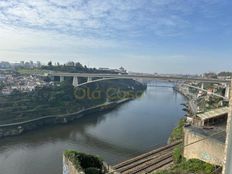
0 0 226 39
0 0 231 74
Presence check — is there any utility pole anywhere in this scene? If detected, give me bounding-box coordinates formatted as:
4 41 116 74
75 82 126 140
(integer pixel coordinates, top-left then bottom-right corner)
223 80 232 174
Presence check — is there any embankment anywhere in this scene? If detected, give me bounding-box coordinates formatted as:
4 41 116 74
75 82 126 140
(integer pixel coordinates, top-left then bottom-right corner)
0 99 129 138
0 78 146 138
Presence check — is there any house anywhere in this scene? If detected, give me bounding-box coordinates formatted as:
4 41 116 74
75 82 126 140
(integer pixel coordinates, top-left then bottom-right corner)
1 87 13 95
207 88 214 95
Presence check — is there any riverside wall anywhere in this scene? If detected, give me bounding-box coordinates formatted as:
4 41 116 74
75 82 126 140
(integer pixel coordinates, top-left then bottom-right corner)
173 85 197 115
184 127 225 166
63 155 80 174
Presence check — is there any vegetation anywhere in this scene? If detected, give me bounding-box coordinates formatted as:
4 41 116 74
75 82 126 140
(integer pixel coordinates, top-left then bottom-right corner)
189 87 198 94
154 158 215 174
41 61 123 74
203 73 217 79
64 150 105 174
0 79 146 124
196 95 227 112
218 71 232 77
158 117 217 174
169 118 186 143
16 67 51 76
15 61 127 76
155 141 215 174
0 81 5 90
187 82 228 112
172 146 182 164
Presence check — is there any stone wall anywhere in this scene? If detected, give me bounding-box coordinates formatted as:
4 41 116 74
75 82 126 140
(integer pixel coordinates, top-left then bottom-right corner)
184 127 225 166
63 155 80 174
63 152 119 174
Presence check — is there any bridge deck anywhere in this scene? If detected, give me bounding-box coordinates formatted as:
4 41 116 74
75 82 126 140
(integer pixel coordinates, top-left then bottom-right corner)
50 72 231 84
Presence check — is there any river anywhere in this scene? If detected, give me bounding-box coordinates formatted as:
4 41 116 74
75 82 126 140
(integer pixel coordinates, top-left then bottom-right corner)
0 82 186 174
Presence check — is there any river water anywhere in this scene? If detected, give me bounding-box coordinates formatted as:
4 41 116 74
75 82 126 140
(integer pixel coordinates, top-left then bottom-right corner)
0 83 186 174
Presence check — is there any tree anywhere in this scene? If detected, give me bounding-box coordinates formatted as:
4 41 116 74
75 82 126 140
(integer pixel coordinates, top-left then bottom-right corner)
0 82 5 90
75 62 83 68
48 61 52 66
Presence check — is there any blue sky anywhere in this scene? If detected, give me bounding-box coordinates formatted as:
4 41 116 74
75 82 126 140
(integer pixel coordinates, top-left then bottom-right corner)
0 0 231 74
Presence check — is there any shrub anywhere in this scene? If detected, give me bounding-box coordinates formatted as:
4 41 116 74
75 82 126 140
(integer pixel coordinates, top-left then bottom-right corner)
64 150 105 173
169 118 185 143
172 146 182 164
85 167 101 174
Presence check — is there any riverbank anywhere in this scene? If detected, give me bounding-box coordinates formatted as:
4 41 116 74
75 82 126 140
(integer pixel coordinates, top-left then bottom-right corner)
169 85 192 144
173 85 197 115
0 98 130 139
0 78 147 139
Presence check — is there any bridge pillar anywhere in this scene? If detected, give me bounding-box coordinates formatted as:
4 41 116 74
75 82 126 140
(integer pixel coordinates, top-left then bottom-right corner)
186 85 189 94
87 77 92 82
72 76 79 87
60 76 64 82
201 83 204 90
225 85 230 99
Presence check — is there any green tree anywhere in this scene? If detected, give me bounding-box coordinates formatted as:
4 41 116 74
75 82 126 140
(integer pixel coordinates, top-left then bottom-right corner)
172 146 182 164
48 61 52 66
0 81 5 90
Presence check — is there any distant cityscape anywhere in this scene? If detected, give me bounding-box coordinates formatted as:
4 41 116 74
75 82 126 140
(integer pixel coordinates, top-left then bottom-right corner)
0 61 128 95
0 60 128 73
0 61 42 69
0 59 231 101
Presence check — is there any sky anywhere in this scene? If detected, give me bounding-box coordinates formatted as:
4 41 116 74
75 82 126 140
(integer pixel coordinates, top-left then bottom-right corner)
0 0 231 74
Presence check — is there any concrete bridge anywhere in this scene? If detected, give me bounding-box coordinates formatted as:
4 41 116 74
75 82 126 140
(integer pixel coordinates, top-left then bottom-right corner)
49 72 230 86
56 73 130 87
183 83 229 100
50 72 231 103
73 77 129 87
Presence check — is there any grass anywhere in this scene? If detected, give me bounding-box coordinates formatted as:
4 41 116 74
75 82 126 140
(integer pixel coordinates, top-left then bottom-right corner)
154 159 216 174
16 67 50 76
169 118 186 143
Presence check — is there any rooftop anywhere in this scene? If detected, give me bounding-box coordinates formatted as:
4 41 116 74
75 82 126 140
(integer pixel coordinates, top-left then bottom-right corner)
197 107 229 120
